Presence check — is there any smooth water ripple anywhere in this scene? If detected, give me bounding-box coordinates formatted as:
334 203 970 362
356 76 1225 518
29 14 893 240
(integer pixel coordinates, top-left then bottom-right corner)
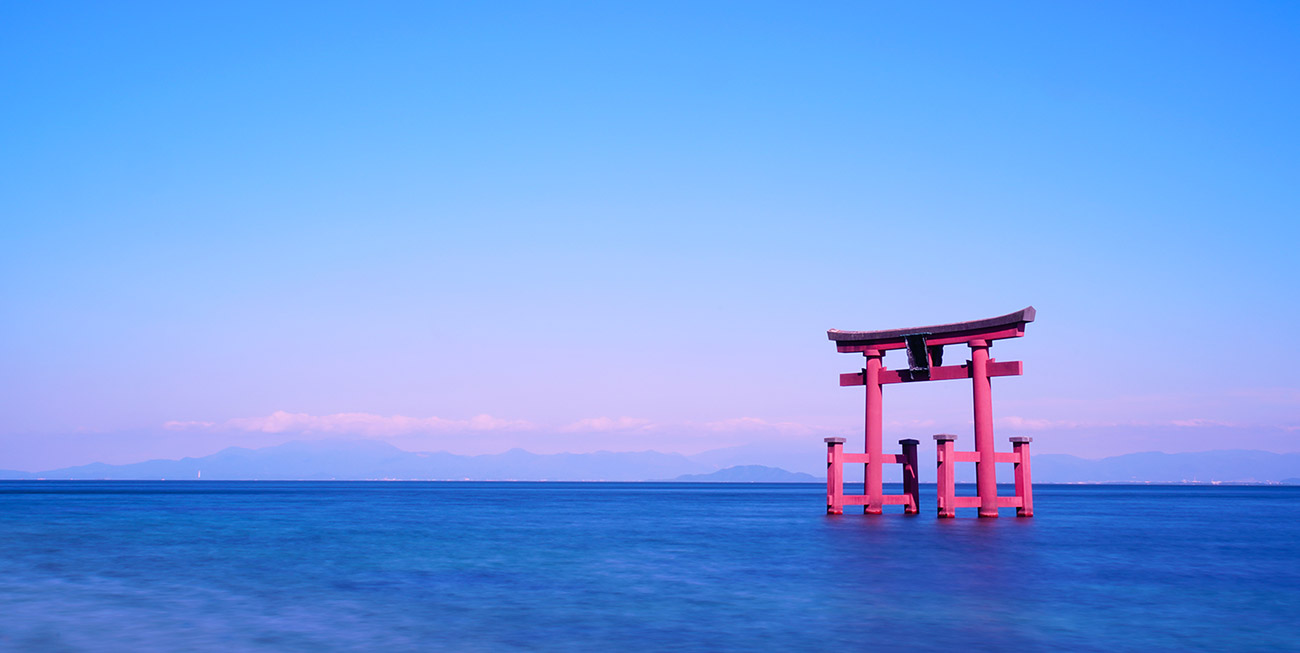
1 482 1297 652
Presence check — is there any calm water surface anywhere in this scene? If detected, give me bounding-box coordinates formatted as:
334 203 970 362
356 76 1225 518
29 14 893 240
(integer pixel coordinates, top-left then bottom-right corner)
1 482 1297 652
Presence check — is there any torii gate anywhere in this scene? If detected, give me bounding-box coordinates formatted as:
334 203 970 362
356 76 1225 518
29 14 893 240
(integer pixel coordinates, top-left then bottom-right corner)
824 307 1036 518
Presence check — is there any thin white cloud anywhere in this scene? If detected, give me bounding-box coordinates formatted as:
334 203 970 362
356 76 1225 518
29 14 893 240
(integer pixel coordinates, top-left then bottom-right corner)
996 416 1158 430
886 419 937 428
998 416 1085 430
1170 418 1240 428
700 417 815 435
163 420 215 430
558 417 655 433
168 411 533 436
999 416 1261 430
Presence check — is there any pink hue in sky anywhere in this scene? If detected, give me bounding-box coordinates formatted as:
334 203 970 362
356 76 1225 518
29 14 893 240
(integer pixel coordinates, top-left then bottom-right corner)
3 4 1298 471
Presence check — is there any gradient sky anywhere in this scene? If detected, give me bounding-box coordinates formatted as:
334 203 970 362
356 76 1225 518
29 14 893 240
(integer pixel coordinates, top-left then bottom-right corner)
3 2 1298 470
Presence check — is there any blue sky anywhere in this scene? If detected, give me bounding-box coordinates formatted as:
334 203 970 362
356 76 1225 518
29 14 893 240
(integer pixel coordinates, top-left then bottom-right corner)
3 2 1297 469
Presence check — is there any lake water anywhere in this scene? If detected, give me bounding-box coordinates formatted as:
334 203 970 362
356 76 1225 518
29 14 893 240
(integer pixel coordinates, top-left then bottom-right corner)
1 482 1297 652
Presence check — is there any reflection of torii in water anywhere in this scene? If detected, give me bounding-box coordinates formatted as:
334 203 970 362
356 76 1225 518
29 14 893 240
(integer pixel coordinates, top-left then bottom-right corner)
823 307 1036 518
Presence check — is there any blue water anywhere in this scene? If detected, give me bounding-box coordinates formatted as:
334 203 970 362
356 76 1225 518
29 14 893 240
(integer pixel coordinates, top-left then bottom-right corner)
1 482 1297 652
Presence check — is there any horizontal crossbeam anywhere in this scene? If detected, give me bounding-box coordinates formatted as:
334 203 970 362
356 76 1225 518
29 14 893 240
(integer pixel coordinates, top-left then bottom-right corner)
841 494 916 507
830 453 910 465
937 450 1023 464
840 360 1023 386
946 496 1024 509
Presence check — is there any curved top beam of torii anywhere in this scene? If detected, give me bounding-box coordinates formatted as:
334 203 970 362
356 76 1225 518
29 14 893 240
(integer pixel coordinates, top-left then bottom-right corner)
827 306 1035 353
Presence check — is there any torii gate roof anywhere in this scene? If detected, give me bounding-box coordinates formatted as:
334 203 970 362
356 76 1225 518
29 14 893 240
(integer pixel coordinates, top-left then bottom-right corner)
827 306 1035 352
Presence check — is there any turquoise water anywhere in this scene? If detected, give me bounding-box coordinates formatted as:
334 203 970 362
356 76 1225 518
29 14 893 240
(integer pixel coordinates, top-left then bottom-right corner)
1 482 1297 651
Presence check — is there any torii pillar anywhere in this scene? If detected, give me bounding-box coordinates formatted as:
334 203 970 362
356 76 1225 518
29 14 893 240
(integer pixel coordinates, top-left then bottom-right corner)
825 307 1036 517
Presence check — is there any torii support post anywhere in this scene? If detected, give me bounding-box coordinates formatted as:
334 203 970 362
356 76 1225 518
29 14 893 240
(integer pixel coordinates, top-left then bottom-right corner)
899 438 919 515
970 339 998 518
826 437 845 515
934 434 957 518
1011 436 1034 517
825 436 917 514
863 349 884 514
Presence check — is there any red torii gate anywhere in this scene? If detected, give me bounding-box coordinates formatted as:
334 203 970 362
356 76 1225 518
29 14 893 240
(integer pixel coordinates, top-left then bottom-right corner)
824 307 1036 518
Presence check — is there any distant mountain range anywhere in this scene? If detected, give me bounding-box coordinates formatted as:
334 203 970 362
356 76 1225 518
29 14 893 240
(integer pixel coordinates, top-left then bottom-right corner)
1 440 1298 484
0 440 712 482
668 465 818 483
1031 449 1300 484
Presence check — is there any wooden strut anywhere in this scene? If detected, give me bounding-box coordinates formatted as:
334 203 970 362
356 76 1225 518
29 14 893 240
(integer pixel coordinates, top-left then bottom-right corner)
934 435 1034 518
840 360 1023 387
826 437 919 516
